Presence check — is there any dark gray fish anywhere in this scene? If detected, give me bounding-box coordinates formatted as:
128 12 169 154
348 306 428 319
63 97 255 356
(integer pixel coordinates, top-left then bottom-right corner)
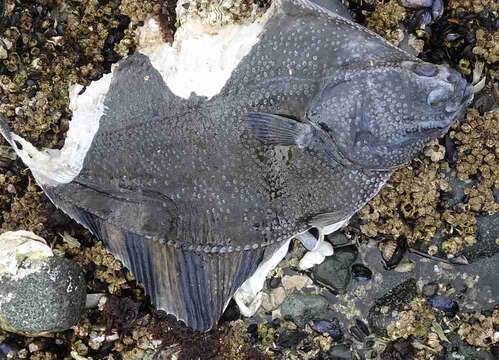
0 0 473 331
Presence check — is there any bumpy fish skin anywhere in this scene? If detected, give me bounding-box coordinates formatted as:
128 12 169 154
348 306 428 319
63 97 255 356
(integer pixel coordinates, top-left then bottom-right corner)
1 0 472 331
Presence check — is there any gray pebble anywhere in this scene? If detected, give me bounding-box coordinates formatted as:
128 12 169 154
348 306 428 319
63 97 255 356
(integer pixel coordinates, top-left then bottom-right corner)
313 245 358 292
280 294 328 325
0 256 86 336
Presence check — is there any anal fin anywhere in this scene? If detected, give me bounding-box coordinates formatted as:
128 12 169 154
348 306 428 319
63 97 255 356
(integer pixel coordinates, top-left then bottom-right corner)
56 203 282 331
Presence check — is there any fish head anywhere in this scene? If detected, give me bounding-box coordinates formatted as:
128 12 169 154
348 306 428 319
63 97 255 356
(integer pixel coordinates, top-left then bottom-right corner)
307 60 473 170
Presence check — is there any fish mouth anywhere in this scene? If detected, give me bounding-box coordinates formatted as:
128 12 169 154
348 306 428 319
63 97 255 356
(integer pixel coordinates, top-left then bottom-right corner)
401 118 455 143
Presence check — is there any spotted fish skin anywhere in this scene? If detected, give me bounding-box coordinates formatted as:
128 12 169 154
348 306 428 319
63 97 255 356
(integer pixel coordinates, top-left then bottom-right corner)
2 0 472 331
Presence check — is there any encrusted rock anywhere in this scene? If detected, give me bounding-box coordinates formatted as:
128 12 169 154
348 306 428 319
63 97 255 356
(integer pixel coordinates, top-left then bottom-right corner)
367 278 418 337
0 231 86 336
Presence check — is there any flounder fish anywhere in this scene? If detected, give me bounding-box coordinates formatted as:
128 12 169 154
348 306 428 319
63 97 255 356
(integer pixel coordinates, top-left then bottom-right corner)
0 0 472 331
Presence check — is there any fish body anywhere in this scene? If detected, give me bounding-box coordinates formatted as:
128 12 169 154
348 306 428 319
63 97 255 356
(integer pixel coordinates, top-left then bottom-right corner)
0 0 472 331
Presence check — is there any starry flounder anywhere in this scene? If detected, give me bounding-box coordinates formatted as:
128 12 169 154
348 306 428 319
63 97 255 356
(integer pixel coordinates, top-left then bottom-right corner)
0 0 472 331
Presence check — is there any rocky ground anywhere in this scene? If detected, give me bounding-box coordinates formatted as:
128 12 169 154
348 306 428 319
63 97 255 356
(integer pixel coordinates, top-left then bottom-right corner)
0 0 497 359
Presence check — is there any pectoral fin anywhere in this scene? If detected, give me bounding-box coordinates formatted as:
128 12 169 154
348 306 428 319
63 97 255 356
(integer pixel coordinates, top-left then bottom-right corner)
244 112 314 148
309 210 350 229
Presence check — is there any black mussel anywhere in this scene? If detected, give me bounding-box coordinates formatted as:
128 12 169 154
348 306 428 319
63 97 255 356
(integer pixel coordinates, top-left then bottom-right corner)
427 295 459 316
351 264 373 282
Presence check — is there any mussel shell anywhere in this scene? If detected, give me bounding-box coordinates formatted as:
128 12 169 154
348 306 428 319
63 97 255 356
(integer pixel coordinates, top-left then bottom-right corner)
379 238 407 269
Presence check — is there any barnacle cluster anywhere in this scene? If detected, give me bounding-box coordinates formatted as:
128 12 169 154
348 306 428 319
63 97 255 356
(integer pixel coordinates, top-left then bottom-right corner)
177 0 261 27
1 180 51 238
0 0 138 145
451 109 498 212
366 0 406 45
359 107 498 256
474 29 499 65
359 160 445 245
386 297 436 339
458 310 499 347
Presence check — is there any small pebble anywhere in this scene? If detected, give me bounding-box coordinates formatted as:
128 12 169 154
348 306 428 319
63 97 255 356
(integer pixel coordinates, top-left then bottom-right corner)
268 276 281 289
326 232 349 246
281 274 312 291
313 245 358 292
6 184 16 194
329 344 353 359
399 0 433 8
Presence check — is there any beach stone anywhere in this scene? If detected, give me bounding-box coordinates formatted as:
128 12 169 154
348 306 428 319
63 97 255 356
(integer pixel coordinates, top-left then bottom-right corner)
282 275 313 291
276 329 307 348
325 232 349 246
261 287 286 312
280 294 328 325
312 245 358 292
328 344 353 359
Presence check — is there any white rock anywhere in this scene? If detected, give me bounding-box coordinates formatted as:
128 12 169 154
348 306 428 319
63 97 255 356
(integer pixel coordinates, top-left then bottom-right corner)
0 231 53 281
281 275 313 291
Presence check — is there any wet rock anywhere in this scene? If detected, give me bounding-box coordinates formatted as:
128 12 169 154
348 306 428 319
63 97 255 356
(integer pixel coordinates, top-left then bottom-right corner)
427 295 458 316
381 338 416 360
328 344 353 359
311 319 343 341
422 282 438 297
267 276 281 289
276 329 307 348
351 264 372 282
261 287 286 312
0 231 86 336
280 294 328 325
312 245 358 292
281 274 313 291
367 279 418 337
443 171 469 206
326 232 349 246
463 214 499 261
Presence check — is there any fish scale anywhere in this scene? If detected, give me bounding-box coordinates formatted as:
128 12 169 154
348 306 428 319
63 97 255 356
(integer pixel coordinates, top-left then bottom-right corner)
0 0 472 331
